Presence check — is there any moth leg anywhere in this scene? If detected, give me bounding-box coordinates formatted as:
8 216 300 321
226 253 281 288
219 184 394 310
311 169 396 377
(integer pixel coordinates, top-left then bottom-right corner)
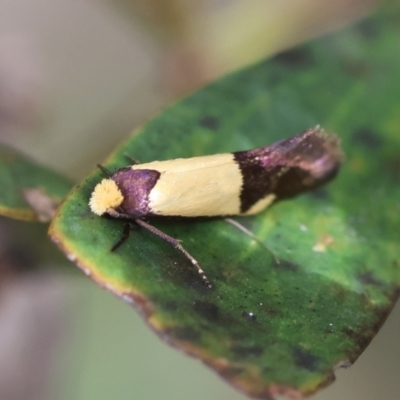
111 223 131 252
135 218 212 289
225 218 280 264
97 164 113 178
124 153 140 165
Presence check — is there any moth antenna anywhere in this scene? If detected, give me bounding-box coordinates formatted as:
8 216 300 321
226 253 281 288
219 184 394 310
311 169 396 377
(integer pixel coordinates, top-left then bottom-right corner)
124 153 140 165
225 218 280 264
97 164 113 178
134 219 212 289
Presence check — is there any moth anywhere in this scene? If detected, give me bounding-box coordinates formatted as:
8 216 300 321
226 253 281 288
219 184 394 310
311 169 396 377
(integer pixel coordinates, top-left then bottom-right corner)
89 127 344 288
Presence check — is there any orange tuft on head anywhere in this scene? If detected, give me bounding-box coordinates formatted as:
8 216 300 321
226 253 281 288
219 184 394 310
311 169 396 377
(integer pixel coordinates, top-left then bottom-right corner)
89 179 124 216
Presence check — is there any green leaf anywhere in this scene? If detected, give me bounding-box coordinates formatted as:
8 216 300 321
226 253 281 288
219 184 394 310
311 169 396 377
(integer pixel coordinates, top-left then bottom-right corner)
49 4 400 399
0 144 73 221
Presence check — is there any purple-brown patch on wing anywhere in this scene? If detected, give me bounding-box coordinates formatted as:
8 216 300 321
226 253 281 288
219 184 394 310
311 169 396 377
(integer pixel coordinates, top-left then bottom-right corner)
234 128 344 213
112 168 160 217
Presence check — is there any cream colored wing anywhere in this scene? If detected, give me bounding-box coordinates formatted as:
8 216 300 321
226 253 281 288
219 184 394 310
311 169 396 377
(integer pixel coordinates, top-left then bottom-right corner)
132 153 243 217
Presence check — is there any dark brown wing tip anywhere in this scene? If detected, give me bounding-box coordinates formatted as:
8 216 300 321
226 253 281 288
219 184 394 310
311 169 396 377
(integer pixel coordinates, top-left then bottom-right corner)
272 126 345 199
299 126 345 174
310 126 345 164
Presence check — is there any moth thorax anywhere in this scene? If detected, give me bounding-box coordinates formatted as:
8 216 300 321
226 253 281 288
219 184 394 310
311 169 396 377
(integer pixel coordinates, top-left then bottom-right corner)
89 178 124 216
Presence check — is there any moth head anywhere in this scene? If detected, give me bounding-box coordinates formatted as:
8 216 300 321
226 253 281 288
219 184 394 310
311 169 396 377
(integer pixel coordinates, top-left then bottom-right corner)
89 178 124 216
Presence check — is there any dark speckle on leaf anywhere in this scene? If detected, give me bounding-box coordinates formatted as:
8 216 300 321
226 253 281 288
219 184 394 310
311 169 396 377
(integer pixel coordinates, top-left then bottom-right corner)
160 300 180 312
352 128 383 148
358 272 384 287
167 326 201 342
272 48 314 68
199 116 219 130
192 300 220 322
231 344 264 358
264 307 281 318
293 347 320 372
273 260 299 271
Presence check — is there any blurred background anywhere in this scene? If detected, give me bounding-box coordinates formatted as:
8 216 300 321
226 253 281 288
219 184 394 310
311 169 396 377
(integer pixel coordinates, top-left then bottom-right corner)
0 0 398 399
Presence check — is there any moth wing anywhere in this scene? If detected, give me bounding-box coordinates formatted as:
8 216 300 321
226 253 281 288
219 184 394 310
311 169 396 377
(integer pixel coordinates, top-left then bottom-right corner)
133 153 243 217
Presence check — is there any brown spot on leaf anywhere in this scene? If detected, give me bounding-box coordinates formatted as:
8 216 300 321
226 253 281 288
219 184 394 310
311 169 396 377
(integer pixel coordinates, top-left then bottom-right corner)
192 300 220 322
341 327 371 354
